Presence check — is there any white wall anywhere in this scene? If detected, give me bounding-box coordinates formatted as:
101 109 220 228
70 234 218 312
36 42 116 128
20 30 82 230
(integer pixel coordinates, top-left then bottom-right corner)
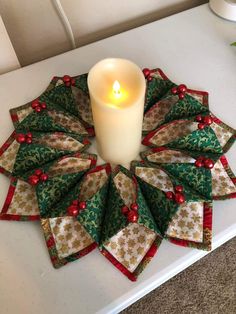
0 0 207 66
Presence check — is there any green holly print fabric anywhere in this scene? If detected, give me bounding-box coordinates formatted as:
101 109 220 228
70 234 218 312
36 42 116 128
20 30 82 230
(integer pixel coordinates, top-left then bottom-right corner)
165 92 209 123
161 163 212 200
75 73 89 94
167 126 223 154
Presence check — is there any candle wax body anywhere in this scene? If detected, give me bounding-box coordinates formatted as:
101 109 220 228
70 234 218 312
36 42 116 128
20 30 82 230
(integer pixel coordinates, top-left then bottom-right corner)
88 58 145 166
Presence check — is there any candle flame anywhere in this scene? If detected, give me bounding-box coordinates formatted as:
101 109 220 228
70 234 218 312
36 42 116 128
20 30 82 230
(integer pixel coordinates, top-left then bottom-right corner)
113 80 121 98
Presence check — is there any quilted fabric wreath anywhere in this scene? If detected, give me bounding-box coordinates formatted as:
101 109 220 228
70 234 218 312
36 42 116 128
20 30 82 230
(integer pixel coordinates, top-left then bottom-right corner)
0 69 235 282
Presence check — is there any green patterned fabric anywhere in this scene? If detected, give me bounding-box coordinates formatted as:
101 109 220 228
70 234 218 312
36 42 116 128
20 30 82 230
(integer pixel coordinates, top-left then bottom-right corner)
165 93 209 123
75 73 89 94
12 144 71 177
37 171 86 217
167 126 223 154
161 163 212 200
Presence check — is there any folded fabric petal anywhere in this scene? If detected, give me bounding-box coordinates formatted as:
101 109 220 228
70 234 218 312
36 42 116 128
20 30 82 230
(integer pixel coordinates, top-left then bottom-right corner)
100 166 162 281
143 88 209 133
142 148 236 200
143 115 235 154
132 161 212 236
41 164 110 268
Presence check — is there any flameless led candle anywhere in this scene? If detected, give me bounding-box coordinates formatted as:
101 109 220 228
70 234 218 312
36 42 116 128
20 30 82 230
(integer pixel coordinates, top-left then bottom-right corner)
88 58 146 165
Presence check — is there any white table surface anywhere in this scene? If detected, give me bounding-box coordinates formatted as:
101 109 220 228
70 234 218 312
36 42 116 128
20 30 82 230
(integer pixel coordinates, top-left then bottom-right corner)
0 4 236 314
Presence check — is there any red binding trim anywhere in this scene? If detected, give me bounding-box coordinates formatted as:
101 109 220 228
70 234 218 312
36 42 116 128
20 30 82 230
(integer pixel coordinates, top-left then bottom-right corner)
1 178 17 213
101 249 137 281
156 68 170 80
86 163 111 176
0 131 16 156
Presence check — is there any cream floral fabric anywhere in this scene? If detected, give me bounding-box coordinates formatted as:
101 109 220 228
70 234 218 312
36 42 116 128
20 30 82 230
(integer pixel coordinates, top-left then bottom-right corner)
48 157 91 177
212 160 236 197
166 202 204 242
104 223 156 272
7 179 39 215
17 106 33 123
72 87 93 125
210 122 233 147
150 121 198 146
79 169 108 201
49 217 93 259
0 140 20 173
146 149 195 164
143 96 178 132
114 172 136 206
48 110 88 135
35 133 84 152
135 166 173 192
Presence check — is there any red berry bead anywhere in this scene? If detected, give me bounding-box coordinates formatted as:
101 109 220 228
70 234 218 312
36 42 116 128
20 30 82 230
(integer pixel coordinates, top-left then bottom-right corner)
142 68 151 78
16 133 26 144
174 193 186 204
171 87 178 95
26 132 32 138
70 78 75 86
65 81 71 87
72 200 79 206
178 84 187 93
130 203 139 211
40 102 47 109
35 106 42 113
63 75 71 83
204 158 214 169
203 115 213 126
34 169 42 176
29 175 40 186
121 205 129 215
79 201 86 210
178 92 185 100
195 159 203 168
26 137 32 144
198 123 205 130
40 173 49 182
31 100 39 109
147 76 153 82
67 205 79 217
127 210 139 223
175 185 184 193
196 115 203 122
166 191 174 200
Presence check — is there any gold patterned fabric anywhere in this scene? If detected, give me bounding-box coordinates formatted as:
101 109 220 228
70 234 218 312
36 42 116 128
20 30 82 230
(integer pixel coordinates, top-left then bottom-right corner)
143 96 177 132
113 172 136 206
79 169 108 201
212 160 236 197
49 217 93 259
210 122 234 147
150 121 198 146
72 87 93 125
0 140 20 173
135 166 173 192
166 202 204 243
104 223 157 272
146 149 195 164
7 179 39 216
34 133 84 152
48 110 88 135
48 157 91 177
17 106 33 123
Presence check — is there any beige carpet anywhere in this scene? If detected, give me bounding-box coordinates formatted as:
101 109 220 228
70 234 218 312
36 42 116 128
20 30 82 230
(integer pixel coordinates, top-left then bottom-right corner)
122 237 236 314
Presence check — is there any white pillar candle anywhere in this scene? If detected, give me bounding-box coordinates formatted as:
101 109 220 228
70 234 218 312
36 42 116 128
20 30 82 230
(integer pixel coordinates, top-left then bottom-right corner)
88 58 145 166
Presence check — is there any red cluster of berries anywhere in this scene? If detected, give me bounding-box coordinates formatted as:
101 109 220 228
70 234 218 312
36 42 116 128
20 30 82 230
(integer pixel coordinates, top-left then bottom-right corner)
142 68 153 82
166 185 186 204
171 84 187 100
31 99 47 112
121 203 139 223
28 169 49 186
194 156 214 169
16 132 33 144
196 115 213 130
63 75 76 87
67 200 86 217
